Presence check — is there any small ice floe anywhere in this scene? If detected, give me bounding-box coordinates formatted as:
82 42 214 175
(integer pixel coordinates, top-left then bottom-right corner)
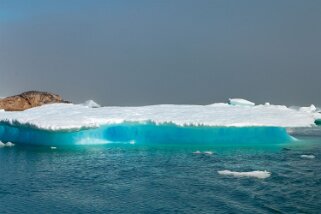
218 170 271 179
50 146 57 150
193 150 202 154
193 150 214 155
0 141 5 147
5 142 15 147
300 155 315 159
204 151 214 155
129 140 136 145
0 141 15 147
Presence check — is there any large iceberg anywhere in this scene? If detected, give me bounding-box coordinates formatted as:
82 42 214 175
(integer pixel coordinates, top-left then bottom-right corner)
0 100 320 146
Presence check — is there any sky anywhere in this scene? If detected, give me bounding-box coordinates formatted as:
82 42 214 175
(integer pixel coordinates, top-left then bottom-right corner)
0 0 320 106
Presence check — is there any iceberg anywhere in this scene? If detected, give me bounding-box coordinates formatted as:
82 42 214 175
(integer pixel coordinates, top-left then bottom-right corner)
0 100 319 146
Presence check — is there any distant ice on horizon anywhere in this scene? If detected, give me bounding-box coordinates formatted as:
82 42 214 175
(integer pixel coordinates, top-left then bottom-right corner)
81 100 101 108
228 98 255 106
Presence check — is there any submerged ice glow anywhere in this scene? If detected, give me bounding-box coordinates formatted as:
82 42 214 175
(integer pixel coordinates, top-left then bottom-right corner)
0 123 293 146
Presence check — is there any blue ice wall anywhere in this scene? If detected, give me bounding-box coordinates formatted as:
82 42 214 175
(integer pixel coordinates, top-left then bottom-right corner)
0 122 294 146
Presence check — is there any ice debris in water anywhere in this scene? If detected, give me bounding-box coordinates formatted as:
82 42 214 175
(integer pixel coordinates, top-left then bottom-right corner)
228 98 255 106
204 151 213 155
193 151 214 155
50 146 57 150
218 170 271 179
0 141 15 147
5 142 15 147
300 155 315 159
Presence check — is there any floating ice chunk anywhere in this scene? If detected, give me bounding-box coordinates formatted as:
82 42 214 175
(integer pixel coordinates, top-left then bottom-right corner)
5 142 15 147
204 151 213 155
264 102 270 106
50 146 57 150
193 150 202 154
81 100 101 108
218 170 271 179
129 140 135 145
300 155 315 159
228 98 255 106
0 141 5 147
193 151 213 155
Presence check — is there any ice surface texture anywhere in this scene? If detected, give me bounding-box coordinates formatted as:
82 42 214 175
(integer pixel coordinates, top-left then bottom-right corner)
0 102 318 131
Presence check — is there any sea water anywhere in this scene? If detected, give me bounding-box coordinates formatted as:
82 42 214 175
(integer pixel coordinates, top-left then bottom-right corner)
0 136 320 213
0 101 320 213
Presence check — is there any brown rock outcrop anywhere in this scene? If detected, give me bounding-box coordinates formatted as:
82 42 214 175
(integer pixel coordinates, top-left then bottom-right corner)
0 91 70 111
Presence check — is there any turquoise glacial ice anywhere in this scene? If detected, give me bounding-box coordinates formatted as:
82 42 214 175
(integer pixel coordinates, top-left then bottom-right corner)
0 122 293 146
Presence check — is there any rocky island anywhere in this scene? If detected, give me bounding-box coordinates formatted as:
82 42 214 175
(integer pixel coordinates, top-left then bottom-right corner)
0 91 69 111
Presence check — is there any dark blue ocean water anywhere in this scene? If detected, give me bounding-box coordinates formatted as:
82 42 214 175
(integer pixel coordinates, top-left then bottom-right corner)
0 137 320 213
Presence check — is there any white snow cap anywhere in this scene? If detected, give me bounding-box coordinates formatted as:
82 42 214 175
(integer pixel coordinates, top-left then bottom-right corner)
81 100 101 108
0 100 318 131
228 98 255 106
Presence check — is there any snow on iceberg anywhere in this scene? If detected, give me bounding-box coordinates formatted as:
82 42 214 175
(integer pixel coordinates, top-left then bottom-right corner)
218 170 271 179
299 104 317 113
0 101 317 131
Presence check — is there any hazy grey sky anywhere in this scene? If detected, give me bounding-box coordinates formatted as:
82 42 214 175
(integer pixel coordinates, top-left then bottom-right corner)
1 0 320 106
